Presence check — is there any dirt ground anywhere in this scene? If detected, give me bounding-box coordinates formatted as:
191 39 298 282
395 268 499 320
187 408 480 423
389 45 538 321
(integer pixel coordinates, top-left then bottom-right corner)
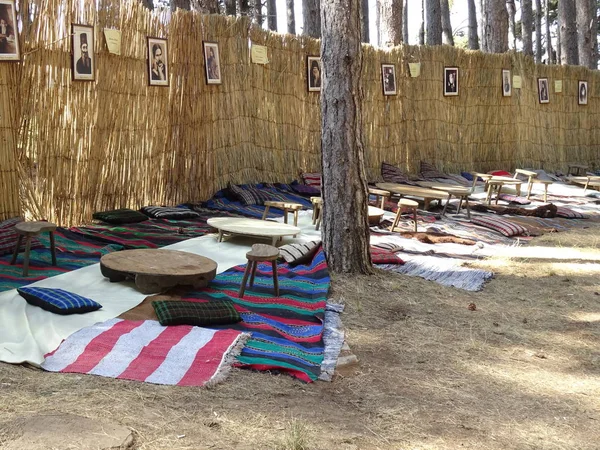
1 225 600 450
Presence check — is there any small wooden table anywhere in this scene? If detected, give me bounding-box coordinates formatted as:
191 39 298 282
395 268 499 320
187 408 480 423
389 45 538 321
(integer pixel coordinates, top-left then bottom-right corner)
368 187 391 209
376 182 449 210
568 164 589 176
262 201 304 227
207 217 301 246
100 249 217 294
429 185 472 219
11 221 57 277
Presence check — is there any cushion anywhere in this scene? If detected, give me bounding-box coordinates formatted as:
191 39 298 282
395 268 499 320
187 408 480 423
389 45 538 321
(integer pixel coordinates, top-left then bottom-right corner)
555 207 587 219
0 217 43 256
141 206 200 219
17 287 102 315
228 185 272 206
290 182 321 196
471 216 528 237
372 242 404 252
461 171 474 181
152 300 241 326
278 240 321 265
420 161 450 179
444 174 472 187
301 172 322 188
489 170 512 177
370 246 404 264
93 208 148 224
381 162 412 184
497 194 531 205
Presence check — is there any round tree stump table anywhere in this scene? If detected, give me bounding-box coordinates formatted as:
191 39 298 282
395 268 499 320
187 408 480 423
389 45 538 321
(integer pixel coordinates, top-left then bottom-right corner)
100 249 217 294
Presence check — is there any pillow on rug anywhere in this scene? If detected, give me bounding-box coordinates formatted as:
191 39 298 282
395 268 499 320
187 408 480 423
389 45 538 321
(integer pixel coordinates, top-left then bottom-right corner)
141 206 200 220
555 207 588 219
228 185 272 206
0 217 43 256
17 287 102 315
370 247 404 264
471 216 528 237
372 242 404 253
381 162 412 184
93 208 148 225
278 240 321 265
489 170 512 177
420 161 450 179
290 182 321 196
301 172 322 189
152 300 241 326
497 194 531 205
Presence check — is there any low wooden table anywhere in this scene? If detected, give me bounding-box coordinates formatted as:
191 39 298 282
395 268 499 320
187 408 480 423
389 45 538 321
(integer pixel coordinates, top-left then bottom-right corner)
376 182 449 210
428 185 472 219
100 249 217 294
568 164 589 176
262 201 304 227
11 221 57 277
368 187 391 209
207 217 301 246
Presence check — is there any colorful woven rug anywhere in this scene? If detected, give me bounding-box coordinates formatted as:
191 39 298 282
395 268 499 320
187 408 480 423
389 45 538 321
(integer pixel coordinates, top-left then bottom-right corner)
41 318 249 387
181 248 329 382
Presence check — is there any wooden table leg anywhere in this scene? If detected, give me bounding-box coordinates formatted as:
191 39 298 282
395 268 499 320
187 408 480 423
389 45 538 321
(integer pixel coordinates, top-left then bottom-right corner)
442 194 452 216
391 207 402 232
494 184 503 205
10 234 23 265
412 207 417 232
238 261 253 298
293 210 299 227
271 260 279 296
464 197 471 220
22 237 32 277
544 184 548 202
283 209 288 224
217 230 224 242
261 205 270 221
49 231 57 266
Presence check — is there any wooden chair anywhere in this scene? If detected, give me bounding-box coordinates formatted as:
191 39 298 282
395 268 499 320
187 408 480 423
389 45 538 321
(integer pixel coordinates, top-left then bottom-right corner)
11 221 57 277
238 244 279 298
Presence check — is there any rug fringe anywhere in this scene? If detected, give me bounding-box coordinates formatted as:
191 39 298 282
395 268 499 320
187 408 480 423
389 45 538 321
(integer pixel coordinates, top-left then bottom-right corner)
205 332 252 388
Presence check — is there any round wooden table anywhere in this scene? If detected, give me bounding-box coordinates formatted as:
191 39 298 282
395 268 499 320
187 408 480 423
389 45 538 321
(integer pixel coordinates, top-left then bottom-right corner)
207 217 301 245
100 249 217 294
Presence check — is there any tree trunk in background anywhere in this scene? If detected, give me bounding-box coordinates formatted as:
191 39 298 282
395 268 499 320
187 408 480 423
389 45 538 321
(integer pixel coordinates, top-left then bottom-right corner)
544 0 553 63
361 0 370 43
287 0 296 34
142 0 153 10
304 0 321 38
378 0 403 46
426 0 442 45
467 0 480 49
403 0 409 43
484 0 508 53
522 0 533 56
558 0 578 65
267 0 277 31
506 0 516 50
194 0 219 13
440 0 454 45
254 0 264 25
479 0 487 51
419 0 425 45
591 0 598 68
172 0 191 10
576 0 593 68
239 0 250 17
320 0 372 274
557 25 562 62
225 0 236 15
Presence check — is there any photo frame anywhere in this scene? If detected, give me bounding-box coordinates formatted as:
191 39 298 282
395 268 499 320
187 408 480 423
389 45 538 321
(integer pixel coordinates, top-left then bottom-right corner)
148 37 169 87
381 64 397 96
444 67 458 96
72 24 94 81
502 69 511 97
203 41 221 85
578 80 588 106
307 56 321 92
538 78 549 104
0 0 19 61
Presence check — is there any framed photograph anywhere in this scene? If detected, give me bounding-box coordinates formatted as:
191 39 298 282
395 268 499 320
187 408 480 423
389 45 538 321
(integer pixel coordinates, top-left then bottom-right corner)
444 67 458 96
148 37 168 86
307 56 321 92
502 69 511 97
0 0 19 61
578 80 588 105
72 24 94 80
381 64 397 96
203 41 221 85
538 78 549 104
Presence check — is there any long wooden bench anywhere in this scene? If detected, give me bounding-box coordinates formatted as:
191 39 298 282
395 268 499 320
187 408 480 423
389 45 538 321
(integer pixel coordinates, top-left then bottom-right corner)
375 182 449 210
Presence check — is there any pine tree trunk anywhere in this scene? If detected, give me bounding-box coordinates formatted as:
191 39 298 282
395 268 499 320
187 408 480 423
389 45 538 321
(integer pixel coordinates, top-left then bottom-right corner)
378 0 403 46
485 0 508 53
479 0 487 51
544 0 553 63
467 0 479 49
303 0 321 38
403 0 409 43
591 0 598 68
141 0 154 10
320 0 372 274
419 0 425 45
440 0 454 45
361 0 370 43
426 0 442 45
172 0 191 10
557 24 562 62
254 0 264 25
240 0 250 17
522 0 533 56
506 0 517 50
558 0 579 65
267 0 277 30
287 0 296 34
576 0 593 68
225 0 236 15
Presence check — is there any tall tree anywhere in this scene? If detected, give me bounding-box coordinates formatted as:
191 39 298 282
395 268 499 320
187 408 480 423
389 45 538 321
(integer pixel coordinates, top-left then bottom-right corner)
506 0 517 49
440 0 454 45
403 0 409 43
361 0 370 43
467 0 480 49
267 0 277 31
142 0 154 10
522 0 533 56
558 0 578 64
576 0 593 68
419 0 425 45
479 0 487 51
254 0 264 25
378 0 403 46
591 0 598 68
303 0 321 38
426 0 442 45
172 0 191 10
225 0 236 15
484 0 508 53
320 0 372 273
287 0 296 34
240 0 250 17
544 0 553 62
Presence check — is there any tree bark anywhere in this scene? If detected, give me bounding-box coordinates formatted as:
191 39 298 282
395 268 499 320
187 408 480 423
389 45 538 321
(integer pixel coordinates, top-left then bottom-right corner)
506 0 517 50
254 0 264 25
479 0 487 51
287 0 296 34
419 0 425 45
361 0 370 43
225 0 236 15
544 0 553 63
378 0 403 46
558 0 578 65
193 0 219 13
403 0 409 43
267 0 277 31
320 0 372 274
141 0 154 10
576 0 593 68
172 0 191 10
467 0 479 49
239 0 250 17
303 0 321 38
591 0 598 68
522 0 533 56
426 0 443 45
484 0 508 53
440 0 454 45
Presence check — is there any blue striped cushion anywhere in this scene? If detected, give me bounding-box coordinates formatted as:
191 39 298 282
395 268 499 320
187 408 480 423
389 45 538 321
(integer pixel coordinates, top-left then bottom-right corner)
17 287 102 315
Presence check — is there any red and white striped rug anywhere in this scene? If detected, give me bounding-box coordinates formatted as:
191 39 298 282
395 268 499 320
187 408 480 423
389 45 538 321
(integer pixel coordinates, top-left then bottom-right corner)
41 318 249 386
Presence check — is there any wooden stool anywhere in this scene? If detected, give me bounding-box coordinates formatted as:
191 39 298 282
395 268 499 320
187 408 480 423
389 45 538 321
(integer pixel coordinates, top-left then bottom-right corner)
368 188 391 209
391 199 418 232
239 244 280 298
441 187 472 219
485 180 505 205
568 164 588 176
262 201 304 227
10 221 57 277
311 197 323 230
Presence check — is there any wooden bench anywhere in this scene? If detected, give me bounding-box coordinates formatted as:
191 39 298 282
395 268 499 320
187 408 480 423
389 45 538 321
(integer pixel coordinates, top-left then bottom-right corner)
11 221 57 277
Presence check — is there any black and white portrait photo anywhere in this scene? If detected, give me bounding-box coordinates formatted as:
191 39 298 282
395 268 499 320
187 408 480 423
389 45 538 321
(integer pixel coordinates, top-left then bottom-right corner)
72 24 94 81
382 64 397 96
0 0 19 61
307 56 321 92
203 41 222 85
538 78 549 104
502 69 511 97
578 81 588 106
148 37 168 87
444 67 458 96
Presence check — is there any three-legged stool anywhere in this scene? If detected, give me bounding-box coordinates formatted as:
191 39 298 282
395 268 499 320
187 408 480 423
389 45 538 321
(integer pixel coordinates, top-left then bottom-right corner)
11 221 58 277
391 199 418 232
238 244 280 299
